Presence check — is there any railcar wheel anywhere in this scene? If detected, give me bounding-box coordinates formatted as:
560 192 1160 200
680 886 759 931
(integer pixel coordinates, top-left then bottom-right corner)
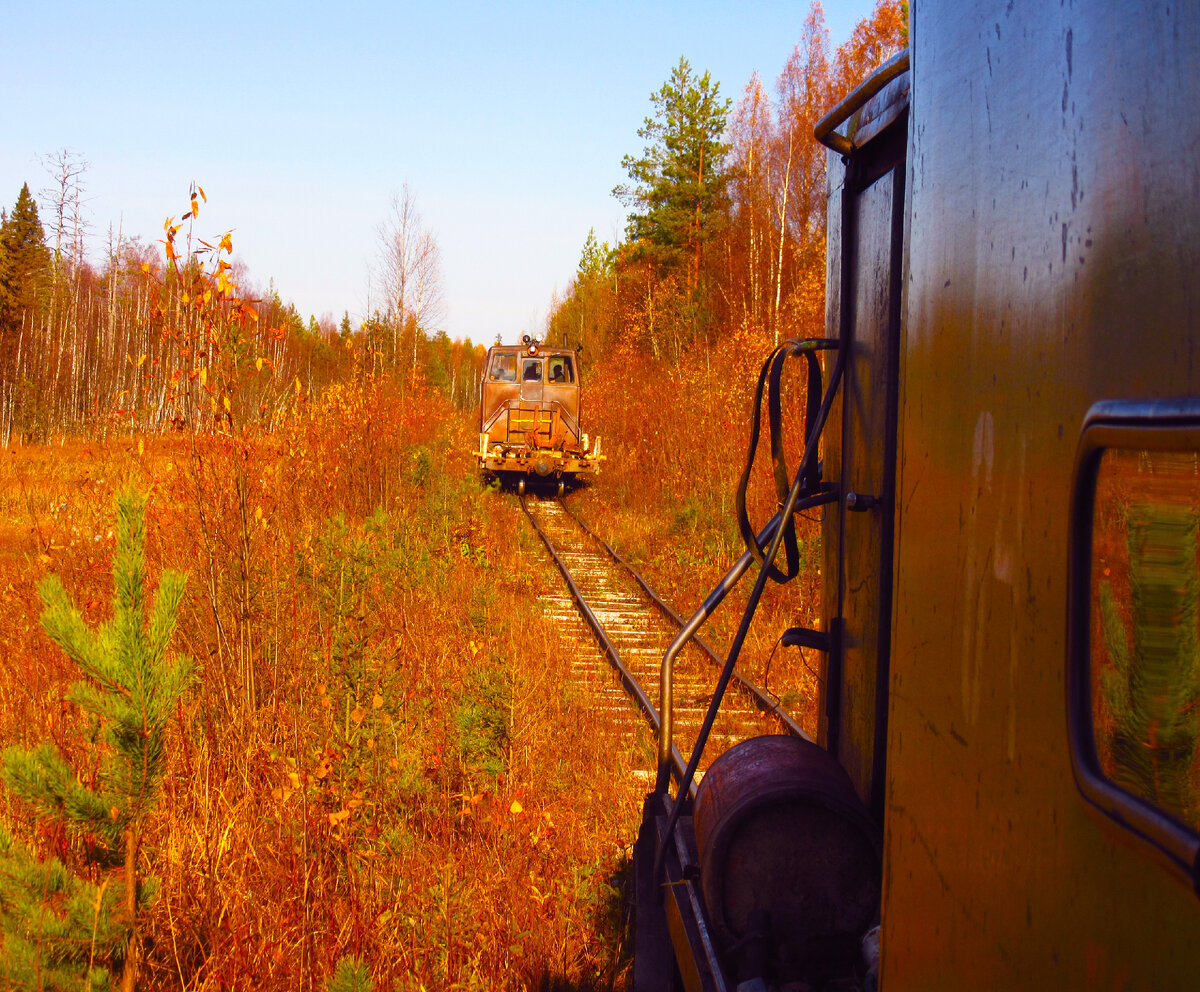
517 476 526 496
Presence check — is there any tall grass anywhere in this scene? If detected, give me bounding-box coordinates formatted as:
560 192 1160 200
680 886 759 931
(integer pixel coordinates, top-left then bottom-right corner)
0 315 827 989
0 372 639 991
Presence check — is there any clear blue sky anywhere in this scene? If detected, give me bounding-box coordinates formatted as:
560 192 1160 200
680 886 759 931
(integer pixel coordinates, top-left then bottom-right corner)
2 1 877 345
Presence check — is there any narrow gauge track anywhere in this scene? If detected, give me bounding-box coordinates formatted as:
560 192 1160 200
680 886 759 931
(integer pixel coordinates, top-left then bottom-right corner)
520 494 802 794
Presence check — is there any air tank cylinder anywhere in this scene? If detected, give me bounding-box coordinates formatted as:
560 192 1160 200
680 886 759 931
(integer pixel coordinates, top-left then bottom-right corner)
693 735 881 984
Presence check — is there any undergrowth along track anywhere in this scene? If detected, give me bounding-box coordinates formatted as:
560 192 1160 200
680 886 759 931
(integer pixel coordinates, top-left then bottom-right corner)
520 493 802 795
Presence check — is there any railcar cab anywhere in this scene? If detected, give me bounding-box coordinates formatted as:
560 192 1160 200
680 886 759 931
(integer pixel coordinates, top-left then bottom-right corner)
476 336 602 495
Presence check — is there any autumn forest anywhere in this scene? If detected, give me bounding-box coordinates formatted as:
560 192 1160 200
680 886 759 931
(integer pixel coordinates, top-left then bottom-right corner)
0 3 905 990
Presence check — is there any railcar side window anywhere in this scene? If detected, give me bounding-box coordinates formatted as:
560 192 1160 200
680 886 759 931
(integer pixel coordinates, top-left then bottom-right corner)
1070 407 1200 887
491 354 517 382
1090 448 1200 831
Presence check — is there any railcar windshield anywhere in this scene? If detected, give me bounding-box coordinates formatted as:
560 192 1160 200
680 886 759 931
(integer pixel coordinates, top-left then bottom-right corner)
489 353 517 382
522 359 542 382
547 355 575 384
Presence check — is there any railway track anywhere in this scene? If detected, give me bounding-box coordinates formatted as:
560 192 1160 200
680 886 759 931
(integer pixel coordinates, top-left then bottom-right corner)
520 493 802 795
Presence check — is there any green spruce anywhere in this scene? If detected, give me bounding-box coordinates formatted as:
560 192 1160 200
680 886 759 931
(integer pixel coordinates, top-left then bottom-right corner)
0 183 51 337
0 491 192 992
614 56 732 286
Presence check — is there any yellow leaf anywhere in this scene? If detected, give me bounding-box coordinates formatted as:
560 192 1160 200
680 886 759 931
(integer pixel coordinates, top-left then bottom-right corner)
350 705 366 726
136 353 147 368
371 693 384 709
219 231 232 253
137 439 144 458
223 395 231 412
510 800 524 815
199 367 207 388
255 357 264 372
254 505 262 521
287 771 301 788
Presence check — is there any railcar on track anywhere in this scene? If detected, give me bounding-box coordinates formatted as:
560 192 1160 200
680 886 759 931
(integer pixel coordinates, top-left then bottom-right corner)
476 336 602 495
634 3 1200 990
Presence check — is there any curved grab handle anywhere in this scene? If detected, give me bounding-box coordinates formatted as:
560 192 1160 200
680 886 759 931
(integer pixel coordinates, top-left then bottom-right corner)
814 49 910 156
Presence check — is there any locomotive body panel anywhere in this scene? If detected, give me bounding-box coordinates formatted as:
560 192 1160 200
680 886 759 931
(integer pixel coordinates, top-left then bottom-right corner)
876 1 1200 985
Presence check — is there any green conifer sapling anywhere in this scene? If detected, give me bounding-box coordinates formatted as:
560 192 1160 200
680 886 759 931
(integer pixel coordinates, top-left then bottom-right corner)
0 491 192 992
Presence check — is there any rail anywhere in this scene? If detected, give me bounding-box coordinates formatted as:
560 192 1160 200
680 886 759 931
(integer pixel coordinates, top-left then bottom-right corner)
520 495 802 797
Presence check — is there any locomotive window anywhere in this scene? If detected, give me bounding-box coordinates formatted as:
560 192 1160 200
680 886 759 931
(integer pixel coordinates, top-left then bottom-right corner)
546 356 574 384
1069 404 1200 889
1090 448 1200 831
522 359 542 382
490 354 517 382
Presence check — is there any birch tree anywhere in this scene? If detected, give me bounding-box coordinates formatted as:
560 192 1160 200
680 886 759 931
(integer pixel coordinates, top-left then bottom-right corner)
374 186 445 374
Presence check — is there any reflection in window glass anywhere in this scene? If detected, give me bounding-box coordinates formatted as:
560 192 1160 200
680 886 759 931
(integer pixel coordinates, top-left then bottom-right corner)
546 356 575 384
1092 448 1200 831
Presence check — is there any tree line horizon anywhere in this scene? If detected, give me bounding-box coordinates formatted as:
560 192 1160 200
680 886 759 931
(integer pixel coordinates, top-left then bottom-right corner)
0 0 905 445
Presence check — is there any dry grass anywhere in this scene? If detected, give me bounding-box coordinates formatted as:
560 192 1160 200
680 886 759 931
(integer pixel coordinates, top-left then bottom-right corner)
0 331 826 990
0 376 640 991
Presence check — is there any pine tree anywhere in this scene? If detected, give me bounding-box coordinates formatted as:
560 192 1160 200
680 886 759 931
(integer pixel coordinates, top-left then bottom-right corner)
0 183 51 336
614 57 732 291
326 954 373 992
0 491 192 991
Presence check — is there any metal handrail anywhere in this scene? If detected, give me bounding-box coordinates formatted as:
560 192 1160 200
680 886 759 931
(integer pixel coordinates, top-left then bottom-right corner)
653 340 849 892
814 49 910 155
